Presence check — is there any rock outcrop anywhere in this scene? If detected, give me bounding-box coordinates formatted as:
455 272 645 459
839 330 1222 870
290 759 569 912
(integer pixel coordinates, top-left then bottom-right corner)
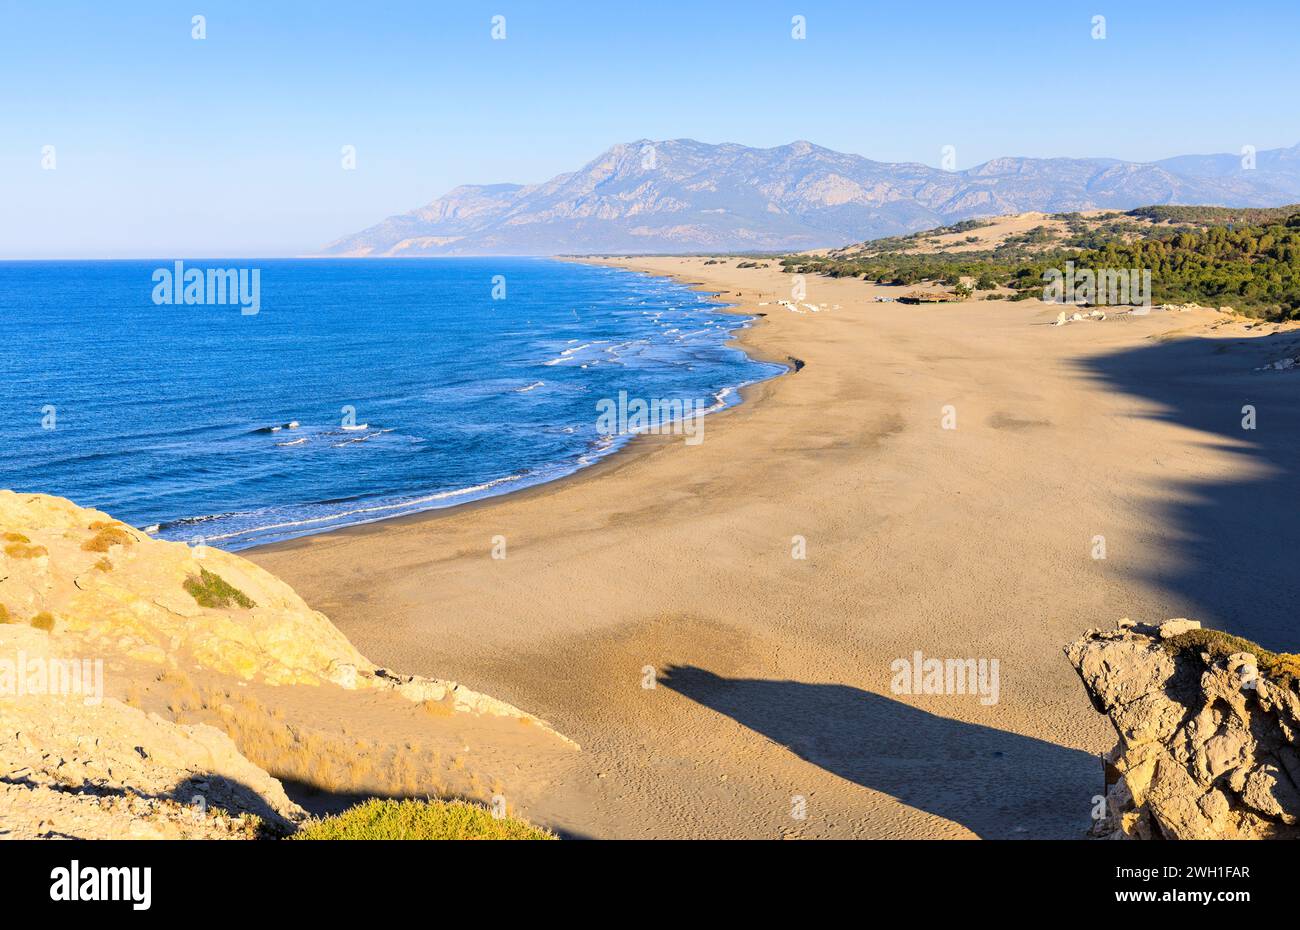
0 491 558 725
0 491 368 685
1066 618 1300 839
0 622 304 838
0 491 573 838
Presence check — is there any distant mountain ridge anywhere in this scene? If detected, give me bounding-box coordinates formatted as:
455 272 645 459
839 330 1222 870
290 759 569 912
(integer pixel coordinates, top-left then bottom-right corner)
323 139 1300 256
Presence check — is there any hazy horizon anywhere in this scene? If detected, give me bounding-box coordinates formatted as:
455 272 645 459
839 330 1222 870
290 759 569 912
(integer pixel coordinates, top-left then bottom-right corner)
4 0 1299 258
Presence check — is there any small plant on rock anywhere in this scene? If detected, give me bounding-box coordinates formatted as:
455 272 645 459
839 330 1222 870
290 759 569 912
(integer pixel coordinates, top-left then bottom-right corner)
81 522 135 553
183 568 255 609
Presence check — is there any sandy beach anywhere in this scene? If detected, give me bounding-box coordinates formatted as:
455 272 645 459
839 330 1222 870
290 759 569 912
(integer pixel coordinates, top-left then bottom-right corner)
248 257 1300 839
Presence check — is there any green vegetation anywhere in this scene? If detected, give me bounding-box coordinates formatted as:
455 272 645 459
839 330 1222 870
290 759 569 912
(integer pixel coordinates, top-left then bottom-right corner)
783 206 1300 319
1060 220 1154 249
183 568 256 610
832 218 993 257
1067 222 1300 316
783 247 1056 292
1002 225 1058 247
1163 628 1300 689
292 798 556 840
1129 204 1300 226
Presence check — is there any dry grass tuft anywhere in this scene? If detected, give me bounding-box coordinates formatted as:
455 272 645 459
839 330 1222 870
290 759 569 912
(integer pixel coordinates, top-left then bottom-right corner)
30 611 55 632
5 542 48 559
180 690 447 800
81 523 135 552
422 697 454 718
156 669 202 713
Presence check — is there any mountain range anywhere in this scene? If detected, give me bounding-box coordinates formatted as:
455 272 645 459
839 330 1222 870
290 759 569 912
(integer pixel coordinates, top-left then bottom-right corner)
322 139 1300 256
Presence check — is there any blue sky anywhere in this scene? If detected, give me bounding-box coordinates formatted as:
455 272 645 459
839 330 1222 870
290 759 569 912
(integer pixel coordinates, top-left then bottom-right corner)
2 0 1297 258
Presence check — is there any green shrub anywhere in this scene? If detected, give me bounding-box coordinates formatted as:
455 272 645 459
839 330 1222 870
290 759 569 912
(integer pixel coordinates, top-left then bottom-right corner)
292 798 556 840
1163 628 1300 689
183 568 255 610
782 207 1300 320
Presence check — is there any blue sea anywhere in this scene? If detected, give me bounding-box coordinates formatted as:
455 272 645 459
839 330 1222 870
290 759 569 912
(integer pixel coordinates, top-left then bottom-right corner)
0 259 782 549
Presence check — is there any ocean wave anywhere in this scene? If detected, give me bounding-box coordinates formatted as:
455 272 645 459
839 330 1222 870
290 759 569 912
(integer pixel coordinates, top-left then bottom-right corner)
155 510 254 532
197 472 529 543
543 341 607 365
331 428 394 447
703 386 735 414
576 433 620 466
252 420 301 434
33 260 782 553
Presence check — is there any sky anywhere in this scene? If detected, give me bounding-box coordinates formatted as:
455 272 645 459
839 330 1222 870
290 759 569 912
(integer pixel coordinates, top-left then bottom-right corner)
2 0 1298 258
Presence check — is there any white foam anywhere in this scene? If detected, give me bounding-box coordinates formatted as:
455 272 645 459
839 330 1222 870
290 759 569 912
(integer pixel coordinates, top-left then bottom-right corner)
201 472 529 543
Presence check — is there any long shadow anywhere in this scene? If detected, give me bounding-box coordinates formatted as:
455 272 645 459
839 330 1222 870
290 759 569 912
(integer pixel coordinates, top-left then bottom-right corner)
660 666 1098 838
0 770 297 837
1 769 593 840
1080 328 1300 650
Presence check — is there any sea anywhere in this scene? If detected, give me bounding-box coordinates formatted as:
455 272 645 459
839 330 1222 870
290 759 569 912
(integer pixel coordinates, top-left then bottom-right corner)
0 258 782 549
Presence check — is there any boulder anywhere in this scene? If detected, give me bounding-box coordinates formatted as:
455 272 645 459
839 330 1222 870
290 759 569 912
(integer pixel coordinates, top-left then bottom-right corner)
1066 620 1300 839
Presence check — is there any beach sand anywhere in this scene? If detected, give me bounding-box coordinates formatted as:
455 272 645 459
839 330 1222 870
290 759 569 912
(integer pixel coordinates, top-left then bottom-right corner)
249 258 1300 838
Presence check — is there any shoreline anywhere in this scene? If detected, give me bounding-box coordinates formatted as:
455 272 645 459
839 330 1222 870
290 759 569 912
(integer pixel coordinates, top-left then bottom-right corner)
251 258 791 556
248 256 1293 838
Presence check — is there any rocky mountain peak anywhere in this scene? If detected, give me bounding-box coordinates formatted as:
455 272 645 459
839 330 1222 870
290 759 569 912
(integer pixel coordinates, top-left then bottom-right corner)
322 138 1300 257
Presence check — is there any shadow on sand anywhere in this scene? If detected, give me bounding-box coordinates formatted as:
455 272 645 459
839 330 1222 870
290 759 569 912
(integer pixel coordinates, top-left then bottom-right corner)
1079 327 1300 650
660 665 1098 838
660 327 1300 838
